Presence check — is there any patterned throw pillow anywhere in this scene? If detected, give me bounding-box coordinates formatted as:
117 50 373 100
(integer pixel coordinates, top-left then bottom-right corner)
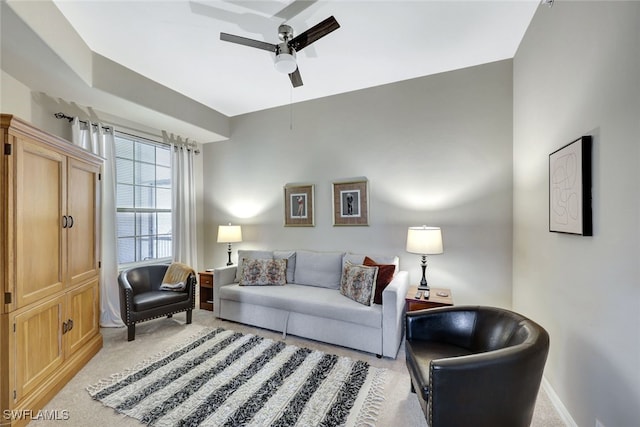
239 258 287 286
235 250 274 282
340 261 378 306
363 256 396 304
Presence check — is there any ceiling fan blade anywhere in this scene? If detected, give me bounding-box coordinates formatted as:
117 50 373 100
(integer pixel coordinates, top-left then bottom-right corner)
290 15 340 51
289 67 303 87
220 33 277 52
274 0 318 20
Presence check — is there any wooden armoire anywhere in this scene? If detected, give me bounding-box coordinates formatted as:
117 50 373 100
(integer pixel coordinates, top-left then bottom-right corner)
0 114 103 426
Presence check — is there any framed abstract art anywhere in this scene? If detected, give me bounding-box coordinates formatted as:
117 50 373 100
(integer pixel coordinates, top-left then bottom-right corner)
549 136 593 236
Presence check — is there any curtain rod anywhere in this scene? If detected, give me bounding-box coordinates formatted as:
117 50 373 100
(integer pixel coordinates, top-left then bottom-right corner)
54 112 200 154
54 112 113 132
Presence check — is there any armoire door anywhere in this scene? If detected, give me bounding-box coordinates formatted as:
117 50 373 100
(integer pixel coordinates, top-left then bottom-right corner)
66 158 100 287
65 279 100 356
14 138 66 308
11 296 65 403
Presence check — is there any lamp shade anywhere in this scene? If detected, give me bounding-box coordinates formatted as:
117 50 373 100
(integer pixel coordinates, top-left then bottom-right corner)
406 226 443 255
217 224 242 243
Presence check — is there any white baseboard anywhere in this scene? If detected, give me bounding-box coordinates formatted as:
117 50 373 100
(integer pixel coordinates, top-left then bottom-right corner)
542 377 578 427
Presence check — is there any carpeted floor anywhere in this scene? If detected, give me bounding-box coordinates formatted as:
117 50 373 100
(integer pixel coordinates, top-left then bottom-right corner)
28 308 567 426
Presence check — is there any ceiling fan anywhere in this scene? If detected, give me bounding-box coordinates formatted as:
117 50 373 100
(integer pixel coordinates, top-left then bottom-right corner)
220 15 340 87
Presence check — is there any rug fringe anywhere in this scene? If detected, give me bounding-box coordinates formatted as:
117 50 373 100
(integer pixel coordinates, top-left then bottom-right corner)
353 367 387 427
86 327 220 395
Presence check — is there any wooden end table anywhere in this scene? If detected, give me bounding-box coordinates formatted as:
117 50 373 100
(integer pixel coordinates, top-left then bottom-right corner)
405 286 453 312
198 271 214 311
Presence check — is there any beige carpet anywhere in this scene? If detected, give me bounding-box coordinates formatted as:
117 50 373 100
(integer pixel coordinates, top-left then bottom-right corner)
28 308 566 426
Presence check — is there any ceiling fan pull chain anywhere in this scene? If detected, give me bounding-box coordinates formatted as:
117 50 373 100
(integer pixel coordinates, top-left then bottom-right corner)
290 88 294 131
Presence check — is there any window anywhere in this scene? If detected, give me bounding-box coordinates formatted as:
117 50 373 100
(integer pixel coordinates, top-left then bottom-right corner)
115 133 172 265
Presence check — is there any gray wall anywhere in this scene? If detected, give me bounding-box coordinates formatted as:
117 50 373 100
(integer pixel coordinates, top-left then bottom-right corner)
203 59 514 307
513 2 640 426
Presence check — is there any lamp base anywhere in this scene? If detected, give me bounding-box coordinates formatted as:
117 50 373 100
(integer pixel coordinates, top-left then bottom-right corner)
418 256 429 291
226 244 233 266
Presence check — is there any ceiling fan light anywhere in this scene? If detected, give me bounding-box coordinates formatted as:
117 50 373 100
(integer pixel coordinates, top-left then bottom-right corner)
274 53 297 74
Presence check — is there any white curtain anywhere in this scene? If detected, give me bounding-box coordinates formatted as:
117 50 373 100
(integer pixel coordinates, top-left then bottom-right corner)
71 118 123 327
167 134 198 268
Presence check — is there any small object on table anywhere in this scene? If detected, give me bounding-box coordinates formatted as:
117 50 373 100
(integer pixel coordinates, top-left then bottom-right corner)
414 291 422 299
405 286 453 312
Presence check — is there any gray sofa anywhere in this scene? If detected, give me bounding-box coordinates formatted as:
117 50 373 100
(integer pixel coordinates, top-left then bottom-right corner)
213 250 410 358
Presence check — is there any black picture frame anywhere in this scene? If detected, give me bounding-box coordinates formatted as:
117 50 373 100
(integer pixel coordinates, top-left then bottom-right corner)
549 136 593 236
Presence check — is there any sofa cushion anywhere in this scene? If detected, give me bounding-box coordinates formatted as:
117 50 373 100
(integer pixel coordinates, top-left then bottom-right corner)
343 253 400 272
363 256 396 304
273 250 296 283
219 283 382 328
239 258 287 286
235 250 274 282
340 261 378 306
294 250 345 289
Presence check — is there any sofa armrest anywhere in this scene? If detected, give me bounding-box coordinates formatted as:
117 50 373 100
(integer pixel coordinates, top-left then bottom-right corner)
213 265 237 317
381 270 409 358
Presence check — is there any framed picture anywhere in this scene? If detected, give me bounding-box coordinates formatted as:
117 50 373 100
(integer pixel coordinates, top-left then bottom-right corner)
332 178 369 226
549 136 593 236
284 183 314 226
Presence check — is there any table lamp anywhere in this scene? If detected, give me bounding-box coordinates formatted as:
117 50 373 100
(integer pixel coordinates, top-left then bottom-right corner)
406 225 443 291
217 223 242 266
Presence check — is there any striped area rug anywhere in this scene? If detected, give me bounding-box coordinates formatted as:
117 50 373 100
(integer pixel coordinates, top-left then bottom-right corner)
87 327 386 426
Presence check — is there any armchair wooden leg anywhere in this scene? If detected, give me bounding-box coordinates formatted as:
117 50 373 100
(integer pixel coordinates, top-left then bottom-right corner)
186 309 193 324
127 324 135 341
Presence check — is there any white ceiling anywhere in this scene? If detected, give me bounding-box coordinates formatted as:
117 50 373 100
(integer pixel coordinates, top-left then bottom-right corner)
50 0 539 118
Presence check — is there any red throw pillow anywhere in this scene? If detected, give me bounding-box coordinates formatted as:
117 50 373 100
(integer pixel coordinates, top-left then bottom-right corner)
363 256 396 304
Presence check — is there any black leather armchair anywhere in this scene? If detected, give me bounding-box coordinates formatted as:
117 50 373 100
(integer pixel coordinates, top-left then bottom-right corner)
406 306 549 427
118 264 196 341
